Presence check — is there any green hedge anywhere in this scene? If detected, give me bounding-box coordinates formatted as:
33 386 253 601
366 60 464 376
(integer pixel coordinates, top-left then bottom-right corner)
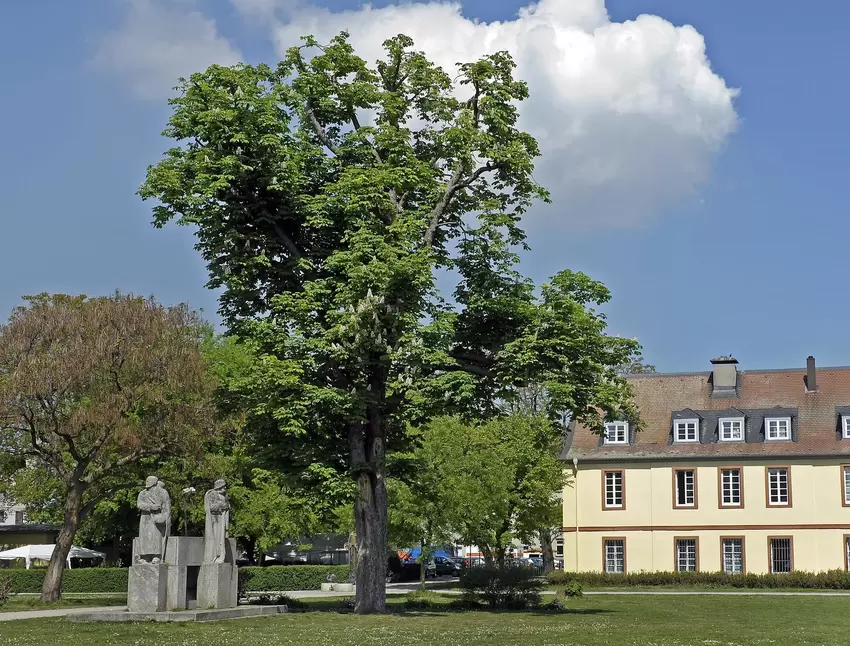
0 568 128 594
546 569 850 589
0 565 350 594
240 566 350 592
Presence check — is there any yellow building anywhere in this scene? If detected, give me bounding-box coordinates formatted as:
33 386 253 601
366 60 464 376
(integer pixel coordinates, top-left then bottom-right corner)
562 356 850 574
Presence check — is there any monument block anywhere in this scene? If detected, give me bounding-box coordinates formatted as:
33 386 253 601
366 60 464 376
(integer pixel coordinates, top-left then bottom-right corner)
128 563 167 613
197 563 238 610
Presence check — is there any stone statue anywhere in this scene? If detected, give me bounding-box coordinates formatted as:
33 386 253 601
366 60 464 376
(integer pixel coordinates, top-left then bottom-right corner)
203 479 230 564
137 476 169 563
156 480 172 560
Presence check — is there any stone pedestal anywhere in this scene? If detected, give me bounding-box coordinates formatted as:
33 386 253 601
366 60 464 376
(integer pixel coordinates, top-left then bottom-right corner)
164 537 204 610
128 564 167 613
197 563 238 610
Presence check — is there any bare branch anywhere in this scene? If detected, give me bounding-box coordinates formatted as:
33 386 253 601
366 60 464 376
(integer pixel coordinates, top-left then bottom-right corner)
424 162 502 246
84 445 167 485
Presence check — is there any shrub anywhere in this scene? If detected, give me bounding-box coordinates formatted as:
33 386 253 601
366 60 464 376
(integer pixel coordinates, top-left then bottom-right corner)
564 580 584 599
545 569 850 590
0 575 12 608
460 563 543 610
239 565 350 593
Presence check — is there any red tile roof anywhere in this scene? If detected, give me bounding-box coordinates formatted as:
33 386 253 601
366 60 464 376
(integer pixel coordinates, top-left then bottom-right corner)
565 366 850 461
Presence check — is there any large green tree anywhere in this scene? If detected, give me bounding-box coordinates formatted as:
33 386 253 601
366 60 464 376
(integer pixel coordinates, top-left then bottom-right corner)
141 33 637 612
0 294 217 601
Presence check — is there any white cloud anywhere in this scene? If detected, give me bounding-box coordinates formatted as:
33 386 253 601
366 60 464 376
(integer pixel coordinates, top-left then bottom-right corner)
256 0 738 229
95 0 241 100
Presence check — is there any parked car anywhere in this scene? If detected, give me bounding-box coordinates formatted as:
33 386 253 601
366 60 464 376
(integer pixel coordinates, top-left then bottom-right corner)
429 555 462 577
524 556 544 569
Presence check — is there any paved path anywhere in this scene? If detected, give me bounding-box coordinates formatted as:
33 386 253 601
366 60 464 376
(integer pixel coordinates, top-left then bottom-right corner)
0 606 127 622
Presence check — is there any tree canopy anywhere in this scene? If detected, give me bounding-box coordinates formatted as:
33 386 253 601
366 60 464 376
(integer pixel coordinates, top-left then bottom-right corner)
141 32 639 612
0 293 218 601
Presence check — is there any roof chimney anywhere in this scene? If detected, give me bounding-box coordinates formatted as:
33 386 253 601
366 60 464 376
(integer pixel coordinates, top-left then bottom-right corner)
710 355 738 395
806 356 817 392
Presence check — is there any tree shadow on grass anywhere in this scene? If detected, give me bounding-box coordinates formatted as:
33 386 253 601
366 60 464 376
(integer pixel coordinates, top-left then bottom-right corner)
528 608 616 617
287 599 616 618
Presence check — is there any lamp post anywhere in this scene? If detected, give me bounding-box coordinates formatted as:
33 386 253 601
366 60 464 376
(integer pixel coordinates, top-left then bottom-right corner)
181 487 196 536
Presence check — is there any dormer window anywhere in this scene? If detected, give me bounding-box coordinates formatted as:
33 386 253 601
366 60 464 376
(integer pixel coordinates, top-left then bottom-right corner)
604 421 629 445
719 417 744 442
842 416 850 439
765 417 791 441
674 419 699 443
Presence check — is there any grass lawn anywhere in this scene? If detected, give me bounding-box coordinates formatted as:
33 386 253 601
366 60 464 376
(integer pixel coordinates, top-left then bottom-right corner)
2 594 849 645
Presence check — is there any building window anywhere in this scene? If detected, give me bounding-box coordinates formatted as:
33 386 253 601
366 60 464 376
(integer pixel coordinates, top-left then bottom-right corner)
719 418 744 441
769 537 793 573
766 467 791 506
765 417 791 441
722 538 744 574
603 421 629 445
674 419 699 443
604 539 625 573
720 468 743 507
673 469 697 508
843 466 850 507
14 511 23 524
555 539 563 556
845 536 850 571
675 538 698 572
843 416 850 439
603 471 624 509
0 511 6 523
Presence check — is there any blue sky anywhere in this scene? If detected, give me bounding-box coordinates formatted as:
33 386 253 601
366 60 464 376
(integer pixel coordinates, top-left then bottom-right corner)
1 0 848 373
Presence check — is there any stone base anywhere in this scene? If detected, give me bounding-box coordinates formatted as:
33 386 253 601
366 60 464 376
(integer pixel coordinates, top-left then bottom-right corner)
320 582 355 592
197 563 238 610
128 564 167 613
69 605 288 623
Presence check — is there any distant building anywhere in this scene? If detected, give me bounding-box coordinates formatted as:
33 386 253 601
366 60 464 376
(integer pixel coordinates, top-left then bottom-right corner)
563 355 850 575
0 495 26 527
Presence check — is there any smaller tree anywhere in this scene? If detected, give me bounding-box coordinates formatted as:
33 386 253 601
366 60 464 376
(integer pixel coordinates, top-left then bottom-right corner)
0 293 217 601
388 424 459 589
404 415 566 566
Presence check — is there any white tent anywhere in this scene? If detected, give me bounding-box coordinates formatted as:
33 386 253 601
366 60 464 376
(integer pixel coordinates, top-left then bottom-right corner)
0 544 105 569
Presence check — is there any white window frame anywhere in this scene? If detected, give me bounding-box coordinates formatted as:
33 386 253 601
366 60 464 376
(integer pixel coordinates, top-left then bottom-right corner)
674 419 700 443
843 466 850 506
719 417 744 442
767 467 791 506
765 417 791 441
769 537 793 574
842 416 850 440
604 539 625 573
722 538 744 574
603 421 629 445
674 469 697 508
675 538 698 572
720 468 742 507
846 536 850 571
603 471 624 509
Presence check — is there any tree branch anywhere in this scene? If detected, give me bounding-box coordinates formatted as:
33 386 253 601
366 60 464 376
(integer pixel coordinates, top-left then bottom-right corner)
80 481 139 520
424 162 502 246
84 446 167 485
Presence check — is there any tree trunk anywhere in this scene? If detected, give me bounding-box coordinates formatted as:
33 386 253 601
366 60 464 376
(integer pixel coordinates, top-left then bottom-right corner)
540 527 555 575
346 530 357 583
419 540 427 591
41 482 85 602
351 411 388 614
245 536 257 565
